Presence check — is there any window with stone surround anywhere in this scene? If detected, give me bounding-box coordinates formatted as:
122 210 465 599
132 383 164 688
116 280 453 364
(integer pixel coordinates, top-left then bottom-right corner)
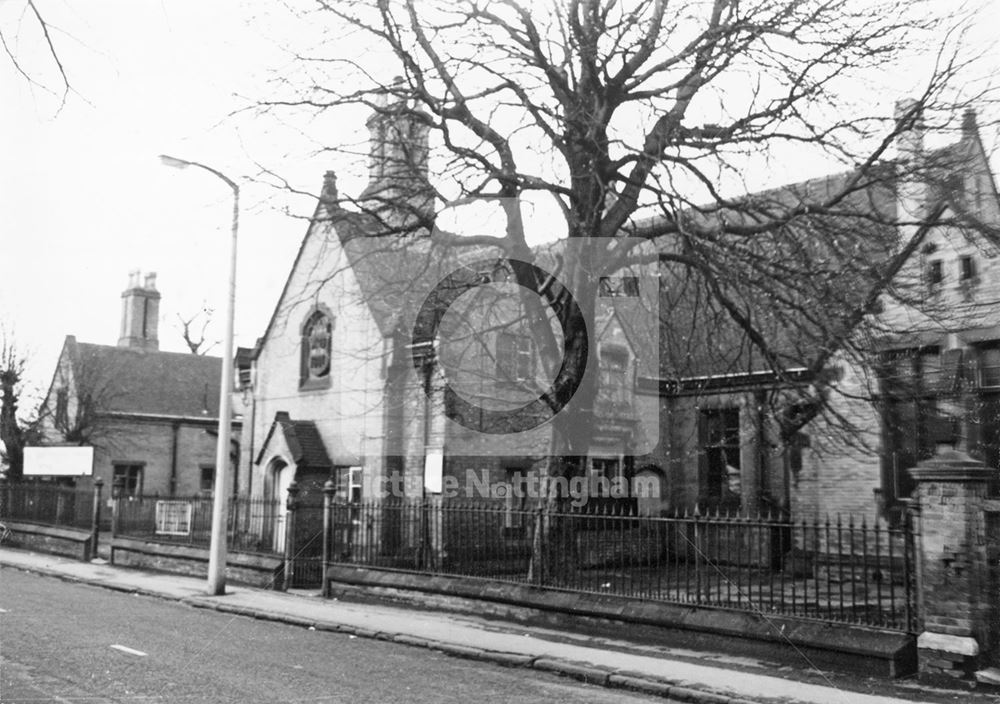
113 463 144 497
300 309 333 389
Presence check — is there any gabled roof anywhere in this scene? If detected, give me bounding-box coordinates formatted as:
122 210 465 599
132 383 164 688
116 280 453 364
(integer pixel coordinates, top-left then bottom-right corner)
61 335 224 418
652 126 1000 383
255 411 333 469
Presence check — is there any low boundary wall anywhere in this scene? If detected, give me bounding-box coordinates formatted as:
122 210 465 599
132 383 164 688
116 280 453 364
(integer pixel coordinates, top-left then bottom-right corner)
110 537 284 590
3 520 94 561
326 564 917 678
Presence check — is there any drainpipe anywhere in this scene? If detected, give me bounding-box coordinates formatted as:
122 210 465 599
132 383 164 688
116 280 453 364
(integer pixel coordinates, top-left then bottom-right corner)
246 392 256 498
755 390 768 513
169 421 180 496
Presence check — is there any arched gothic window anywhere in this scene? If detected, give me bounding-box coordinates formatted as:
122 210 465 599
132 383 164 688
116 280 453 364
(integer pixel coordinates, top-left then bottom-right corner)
301 310 333 386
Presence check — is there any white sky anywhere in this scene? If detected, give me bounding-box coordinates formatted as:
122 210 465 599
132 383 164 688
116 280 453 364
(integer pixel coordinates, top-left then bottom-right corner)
2 0 999 403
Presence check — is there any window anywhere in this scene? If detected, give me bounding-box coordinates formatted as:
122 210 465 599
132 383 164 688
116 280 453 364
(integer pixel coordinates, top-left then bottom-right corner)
335 466 363 503
300 310 333 387
927 260 943 287
198 464 238 496
880 348 949 507
599 346 630 407
960 255 976 281
590 458 623 497
54 388 68 429
113 464 143 497
700 408 741 507
980 347 1000 389
598 276 640 297
496 332 534 383
200 466 214 493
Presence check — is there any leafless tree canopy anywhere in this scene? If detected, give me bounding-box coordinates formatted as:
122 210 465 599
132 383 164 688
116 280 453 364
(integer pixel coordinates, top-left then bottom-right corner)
177 306 219 356
1 0 70 111
39 350 128 451
0 327 40 480
258 0 999 459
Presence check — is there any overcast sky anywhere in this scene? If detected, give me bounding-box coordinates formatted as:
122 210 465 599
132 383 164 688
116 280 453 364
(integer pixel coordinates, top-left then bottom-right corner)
2 0 999 403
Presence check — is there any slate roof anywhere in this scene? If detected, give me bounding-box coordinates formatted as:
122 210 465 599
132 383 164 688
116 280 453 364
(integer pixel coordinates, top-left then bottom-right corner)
256 412 333 469
65 335 223 418
651 134 999 382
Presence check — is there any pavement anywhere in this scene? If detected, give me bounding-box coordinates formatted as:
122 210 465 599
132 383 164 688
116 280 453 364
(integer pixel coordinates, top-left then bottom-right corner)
0 546 988 704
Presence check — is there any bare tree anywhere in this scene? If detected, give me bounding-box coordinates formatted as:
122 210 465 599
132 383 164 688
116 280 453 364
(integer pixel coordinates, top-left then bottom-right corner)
1 0 70 111
37 344 127 452
0 327 42 480
259 0 997 472
176 305 219 356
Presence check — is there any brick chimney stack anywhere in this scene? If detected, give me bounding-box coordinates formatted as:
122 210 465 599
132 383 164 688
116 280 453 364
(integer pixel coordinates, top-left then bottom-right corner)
118 270 160 351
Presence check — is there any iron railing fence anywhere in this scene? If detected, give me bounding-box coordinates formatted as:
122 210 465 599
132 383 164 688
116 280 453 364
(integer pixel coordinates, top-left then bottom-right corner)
326 499 918 632
1 482 94 530
114 495 284 556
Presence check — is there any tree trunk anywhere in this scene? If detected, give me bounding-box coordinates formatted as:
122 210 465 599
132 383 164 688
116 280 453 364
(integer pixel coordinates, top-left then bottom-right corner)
0 371 24 480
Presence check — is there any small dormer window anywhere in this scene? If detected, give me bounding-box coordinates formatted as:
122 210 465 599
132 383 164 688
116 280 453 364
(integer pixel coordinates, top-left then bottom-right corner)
927 260 943 288
960 255 976 281
300 310 333 387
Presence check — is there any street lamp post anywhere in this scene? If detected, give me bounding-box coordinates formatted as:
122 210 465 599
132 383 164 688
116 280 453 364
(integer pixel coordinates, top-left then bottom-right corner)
160 154 239 596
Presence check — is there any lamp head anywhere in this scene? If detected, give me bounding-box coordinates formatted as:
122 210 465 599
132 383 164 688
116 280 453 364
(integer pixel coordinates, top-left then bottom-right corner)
159 154 191 170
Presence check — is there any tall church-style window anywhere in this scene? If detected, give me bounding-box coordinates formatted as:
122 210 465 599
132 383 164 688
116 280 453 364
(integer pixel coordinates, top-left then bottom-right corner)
55 388 69 429
300 310 333 388
699 408 741 509
879 348 950 509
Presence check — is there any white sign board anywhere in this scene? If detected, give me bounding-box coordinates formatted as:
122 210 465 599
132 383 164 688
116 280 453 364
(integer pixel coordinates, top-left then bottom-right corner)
24 446 94 476
424 452 444 494
155 501 193 536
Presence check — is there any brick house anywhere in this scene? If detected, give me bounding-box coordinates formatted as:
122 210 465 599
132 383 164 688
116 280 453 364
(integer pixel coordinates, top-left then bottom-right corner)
35 272 240 499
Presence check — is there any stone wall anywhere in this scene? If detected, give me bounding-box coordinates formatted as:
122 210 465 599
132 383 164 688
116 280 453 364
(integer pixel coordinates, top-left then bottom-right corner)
3 521 94 561
110 537 284 590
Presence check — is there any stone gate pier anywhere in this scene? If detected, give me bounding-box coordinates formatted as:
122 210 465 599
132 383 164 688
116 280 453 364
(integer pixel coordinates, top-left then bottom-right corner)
909 449 1000 685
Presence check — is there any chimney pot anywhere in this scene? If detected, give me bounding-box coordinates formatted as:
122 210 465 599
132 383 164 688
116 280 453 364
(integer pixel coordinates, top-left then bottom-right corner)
962 108 977 139
144 272 157 290
321 171 338 204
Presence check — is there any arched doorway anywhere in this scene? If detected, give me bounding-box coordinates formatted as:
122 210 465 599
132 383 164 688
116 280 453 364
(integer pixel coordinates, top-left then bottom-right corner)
264 458 291 553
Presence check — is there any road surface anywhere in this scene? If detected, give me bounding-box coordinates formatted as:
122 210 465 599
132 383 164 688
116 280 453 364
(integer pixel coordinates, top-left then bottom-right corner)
0 567 660 703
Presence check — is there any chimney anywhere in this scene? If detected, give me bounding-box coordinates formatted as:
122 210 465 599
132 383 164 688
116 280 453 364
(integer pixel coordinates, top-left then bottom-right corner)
962 107 978 141
360 77 433 225
317 170 339 219
118 270 161 351
894 98 927 221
